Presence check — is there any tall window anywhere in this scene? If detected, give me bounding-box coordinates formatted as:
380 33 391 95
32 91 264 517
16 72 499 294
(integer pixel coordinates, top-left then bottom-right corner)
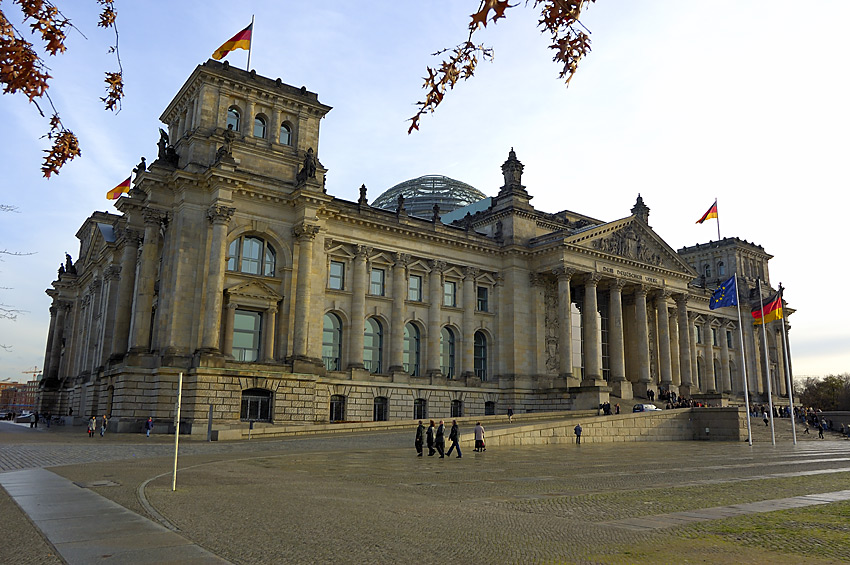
718 261 726 277
704 264 711 279
414 398 427 420
227 236 276 276
484 401 496 416
370 268 385 296
373 396 389 422
450 399 463 418
712 328 718 346
474 331 488 380
440 327 455 378
280 123 292 145
241 388 271 421
364 318 383 373
408 274 422 301
328 260 345 290
477 286 489 312
323 313 342 371
403 323 420 376
253 115 267 138
726 330 733 349
443 281 456 307
233 310 261 362
329 395 345 422
695 325 702 344
226 107 240 131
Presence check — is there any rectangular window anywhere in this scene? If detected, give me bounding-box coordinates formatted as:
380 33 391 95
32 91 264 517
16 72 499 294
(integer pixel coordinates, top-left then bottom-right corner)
370 268 385 296
233 310 261 362
443 281 456 307
726 330 733 349
477 286 489 312
329 260 345 290
408 274 422 301
695 325 702 344
712 328 718 347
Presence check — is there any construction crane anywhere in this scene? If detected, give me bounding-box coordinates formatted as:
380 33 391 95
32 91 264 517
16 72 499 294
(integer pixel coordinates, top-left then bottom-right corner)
21 366 41 380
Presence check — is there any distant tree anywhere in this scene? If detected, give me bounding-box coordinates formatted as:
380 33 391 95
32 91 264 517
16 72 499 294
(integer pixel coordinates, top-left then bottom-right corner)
0 0 122 177
797 374 850 411
410 0 595 133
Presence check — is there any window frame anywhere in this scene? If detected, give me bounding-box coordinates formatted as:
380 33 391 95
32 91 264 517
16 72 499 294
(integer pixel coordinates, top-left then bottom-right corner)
280 123 292 145
364 317 383 374
253 115 267 138
370 267 386 296
240 388 272 422
443 280 457 307
408 274 422 301
322 313 343 371
373 396 389 422
474 331 488 380
227 235 277 277
476 286 489 312
233 309 262 362
403 322 420 376
440 326 456 378
328 260 345 290
226 107 240 132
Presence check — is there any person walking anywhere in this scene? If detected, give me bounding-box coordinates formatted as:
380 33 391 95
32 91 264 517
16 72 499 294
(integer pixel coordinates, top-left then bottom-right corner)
29 412 36 428
473 422 486 452
100 414 108 437
435 420 446 458
415 420 425 456
88 416 96 438
446 419 462 458
507 406 514 424
145 417 154 438
426 420 436 456
574 423 583 445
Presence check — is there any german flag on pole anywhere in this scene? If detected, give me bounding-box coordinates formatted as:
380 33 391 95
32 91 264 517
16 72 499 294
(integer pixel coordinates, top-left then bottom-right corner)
106 176 131 200
696 200 718 224
212 23 253 60
752 291 783 325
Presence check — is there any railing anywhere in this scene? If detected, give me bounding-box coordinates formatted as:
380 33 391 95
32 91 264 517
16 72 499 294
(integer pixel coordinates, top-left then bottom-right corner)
323 356 340 371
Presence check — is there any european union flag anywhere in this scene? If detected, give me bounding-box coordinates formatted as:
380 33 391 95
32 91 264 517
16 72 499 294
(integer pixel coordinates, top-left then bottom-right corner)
709 276 738 310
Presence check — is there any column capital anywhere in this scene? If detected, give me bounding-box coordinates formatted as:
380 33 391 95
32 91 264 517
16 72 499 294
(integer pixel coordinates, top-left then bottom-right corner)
463 266 479 280
116 227 143 246
553 266 577 281
104 265 121 281
633 284 649 297
429 259 447 274
673 292 690 307
354 245 372 259
292 224 320 241
207 204 236 225
529 272 545 287
584 273 603 287
606 278 627 292
142 208 169 227
393 252 410 268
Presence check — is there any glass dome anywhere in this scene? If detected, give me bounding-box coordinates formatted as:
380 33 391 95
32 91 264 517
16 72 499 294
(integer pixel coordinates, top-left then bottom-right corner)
371 175 486 219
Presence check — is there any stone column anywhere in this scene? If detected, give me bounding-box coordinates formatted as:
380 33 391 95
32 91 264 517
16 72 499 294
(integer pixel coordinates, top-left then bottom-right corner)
86 279 103 372
426 260 445 377
222 302 237 358
462 266 478 378
111 228 141 357
720 322 732 393
48 302 70 380
129 210 166 353
581 274 603 385
389 253 409 372
264 306 277 362
688 312 699 393
200 205 235 352
656 291 674 394
42 305 58 379
555 267 575 381
292 224 320 358
607 279 630 398
704 318 716 393
674 294 693 396
348 245 369 369
633 285 651 397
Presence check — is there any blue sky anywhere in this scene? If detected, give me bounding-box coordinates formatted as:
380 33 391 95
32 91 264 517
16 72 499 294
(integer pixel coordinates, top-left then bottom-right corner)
1 1 848 382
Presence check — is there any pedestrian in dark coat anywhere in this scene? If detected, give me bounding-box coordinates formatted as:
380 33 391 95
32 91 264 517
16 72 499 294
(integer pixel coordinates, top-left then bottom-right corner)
426 420 436 456
446 420 462 458
435 420 446 458
145 417 154 438
415 421 424 456
574 423 583 445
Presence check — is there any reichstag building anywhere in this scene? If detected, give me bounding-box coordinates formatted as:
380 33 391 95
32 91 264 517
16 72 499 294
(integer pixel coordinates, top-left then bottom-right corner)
38 60 793 433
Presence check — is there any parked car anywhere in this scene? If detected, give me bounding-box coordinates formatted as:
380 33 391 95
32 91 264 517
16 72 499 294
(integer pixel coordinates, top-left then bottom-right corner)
632 403 662 412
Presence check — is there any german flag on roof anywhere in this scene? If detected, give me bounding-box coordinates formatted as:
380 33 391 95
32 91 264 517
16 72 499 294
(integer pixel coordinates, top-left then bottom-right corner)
212 23 252 61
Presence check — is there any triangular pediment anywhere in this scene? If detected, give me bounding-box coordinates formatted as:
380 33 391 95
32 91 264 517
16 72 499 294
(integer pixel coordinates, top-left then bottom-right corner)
225 279 283 302
567 217 697 276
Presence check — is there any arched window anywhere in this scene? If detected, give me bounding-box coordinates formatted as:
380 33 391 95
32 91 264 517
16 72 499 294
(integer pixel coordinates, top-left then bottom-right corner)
440 327 455 378
241 388 272 421
703 264 711 279
718 261 725 277
403 323 420 376
280 123 292 145
233 309 261 362
474 331 488 380
413 398 427 420
451 399 463 418
364 318 383 373
227 236 276 276
373 396 389 421
329 394 345 422
226 107 240 131
254 115 267 138
323 313 342 371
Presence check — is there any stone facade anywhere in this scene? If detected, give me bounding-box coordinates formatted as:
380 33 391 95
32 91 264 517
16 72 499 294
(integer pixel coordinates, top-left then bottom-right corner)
37 60 794 433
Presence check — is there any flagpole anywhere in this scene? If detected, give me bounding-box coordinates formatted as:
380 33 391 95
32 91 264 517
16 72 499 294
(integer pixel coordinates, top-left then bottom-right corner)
714 198 721 241
778 283 797 445
246 15 254 71
757 279 776 446
734 275 753 446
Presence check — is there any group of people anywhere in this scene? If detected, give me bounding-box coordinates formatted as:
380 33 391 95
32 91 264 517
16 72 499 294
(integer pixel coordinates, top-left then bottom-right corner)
86 415 109 437
599 402 619 415
414 420 488 457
